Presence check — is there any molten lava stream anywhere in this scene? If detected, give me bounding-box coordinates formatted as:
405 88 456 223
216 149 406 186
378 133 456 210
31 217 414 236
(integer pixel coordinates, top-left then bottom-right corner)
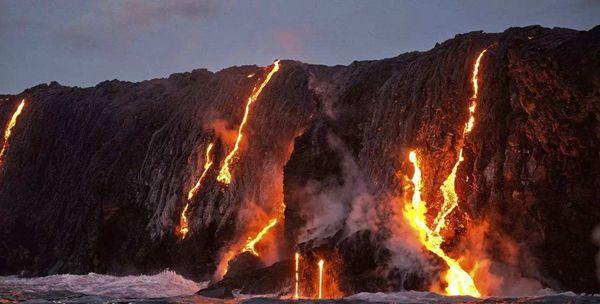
241 218 278 256
215 218 278 279
176 142 214 239
433 49 487 233
406 50 488 296
0 99 26 167
404 151 480 297
217 60 281 185
187 143 215 201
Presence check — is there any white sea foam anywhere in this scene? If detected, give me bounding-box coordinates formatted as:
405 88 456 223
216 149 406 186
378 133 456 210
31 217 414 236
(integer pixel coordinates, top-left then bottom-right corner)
344 290 597 303
0 270 206 299
345 291 478 303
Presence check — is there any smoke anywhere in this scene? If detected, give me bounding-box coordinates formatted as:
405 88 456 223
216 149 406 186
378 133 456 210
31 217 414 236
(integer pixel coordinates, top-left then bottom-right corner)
295 132 376 243
297 177 347 242
213 248 235 281
384 172 434 286
455 221 543 296
206 119 238 148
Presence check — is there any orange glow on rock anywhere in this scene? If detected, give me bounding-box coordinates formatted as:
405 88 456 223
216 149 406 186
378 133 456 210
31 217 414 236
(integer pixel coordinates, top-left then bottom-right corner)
214 249 236 280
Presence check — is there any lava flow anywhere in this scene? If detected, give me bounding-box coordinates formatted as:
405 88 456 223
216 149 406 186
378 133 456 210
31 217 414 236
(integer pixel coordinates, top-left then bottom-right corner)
241 218 278 256
217 60 281 185
176 142 214 239
403 50 488 296
294 252 300 299
0 99 26 168
404 151 480 297
433 49 487 233
187 143 215 200
317 259 324 299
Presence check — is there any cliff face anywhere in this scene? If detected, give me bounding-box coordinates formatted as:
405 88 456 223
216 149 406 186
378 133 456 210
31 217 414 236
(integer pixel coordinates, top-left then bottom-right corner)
0 26 598 294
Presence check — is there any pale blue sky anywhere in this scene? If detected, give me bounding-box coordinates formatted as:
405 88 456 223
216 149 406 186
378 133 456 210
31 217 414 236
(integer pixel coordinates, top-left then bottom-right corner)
1 0 598 93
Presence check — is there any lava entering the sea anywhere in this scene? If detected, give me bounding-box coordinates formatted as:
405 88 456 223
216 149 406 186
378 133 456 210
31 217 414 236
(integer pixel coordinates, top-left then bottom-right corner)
176 142 214 239
217 60 281 185
0 99 26 168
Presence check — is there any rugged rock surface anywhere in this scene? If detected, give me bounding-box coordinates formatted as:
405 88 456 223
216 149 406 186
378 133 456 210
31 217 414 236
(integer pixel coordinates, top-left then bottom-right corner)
198 253 291 298
0 25 598 295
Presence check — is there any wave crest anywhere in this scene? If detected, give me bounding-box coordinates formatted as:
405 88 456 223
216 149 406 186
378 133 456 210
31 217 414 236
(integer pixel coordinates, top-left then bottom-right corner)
0 270 205 299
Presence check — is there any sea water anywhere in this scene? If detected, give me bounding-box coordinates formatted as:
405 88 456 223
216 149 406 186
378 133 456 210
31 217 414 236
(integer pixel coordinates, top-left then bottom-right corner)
1 271 598 303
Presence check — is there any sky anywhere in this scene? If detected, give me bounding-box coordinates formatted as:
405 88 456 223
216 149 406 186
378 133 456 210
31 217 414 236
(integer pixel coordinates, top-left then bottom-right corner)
0 0 598 94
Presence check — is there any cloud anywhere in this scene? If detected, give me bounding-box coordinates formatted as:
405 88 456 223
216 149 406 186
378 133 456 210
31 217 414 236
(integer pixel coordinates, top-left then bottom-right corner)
56 0 218 50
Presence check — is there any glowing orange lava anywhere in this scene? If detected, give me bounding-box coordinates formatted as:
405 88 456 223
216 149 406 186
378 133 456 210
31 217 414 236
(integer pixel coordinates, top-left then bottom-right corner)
188 143 215 200
215 249 235 280
317 259 324 299
177 204 190 238
241 218 278 256
434 49 487 234
217 60 281 185
294 252 300 299
404 151 480 297
403 50 487 296
0 99 26 168
177 142 214 239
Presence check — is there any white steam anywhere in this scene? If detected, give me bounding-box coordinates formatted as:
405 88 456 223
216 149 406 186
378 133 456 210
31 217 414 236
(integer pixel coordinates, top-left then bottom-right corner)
297 133 372 242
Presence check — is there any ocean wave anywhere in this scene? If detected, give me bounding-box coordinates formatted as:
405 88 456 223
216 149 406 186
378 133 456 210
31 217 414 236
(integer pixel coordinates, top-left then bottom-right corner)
344 290 599 303
0 270 206 299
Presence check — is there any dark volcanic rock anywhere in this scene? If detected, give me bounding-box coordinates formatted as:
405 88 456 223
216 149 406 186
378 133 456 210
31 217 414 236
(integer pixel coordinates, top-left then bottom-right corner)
198 257 291 298
0 26 598 295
